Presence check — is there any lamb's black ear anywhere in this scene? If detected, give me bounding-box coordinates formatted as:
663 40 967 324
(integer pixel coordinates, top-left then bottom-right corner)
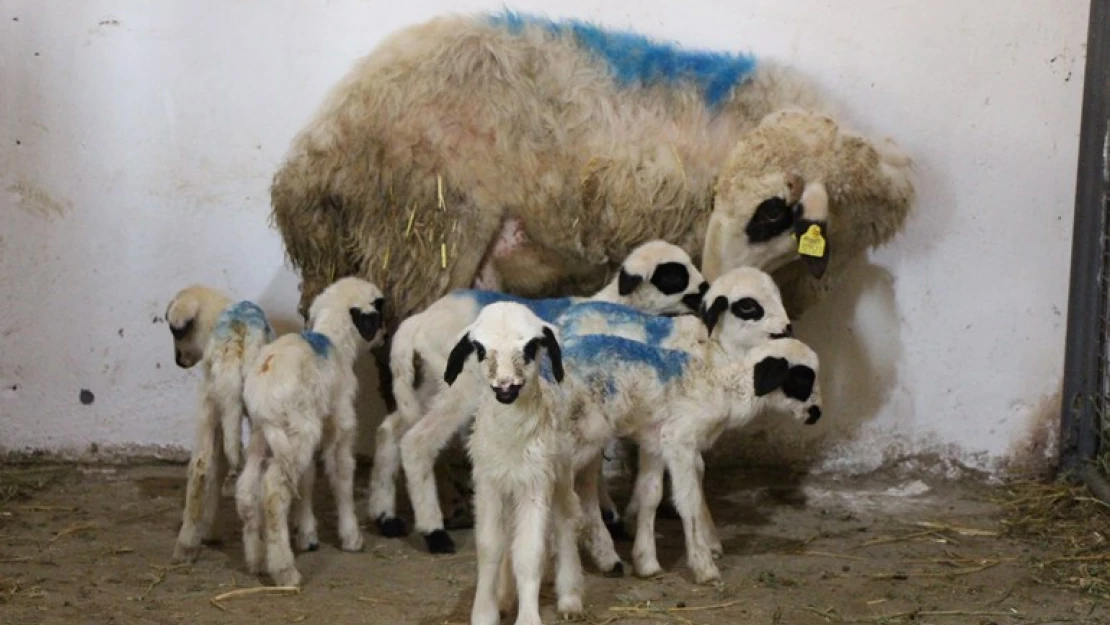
618 268 644 296
753 356 791 397
701 296 728 335
541 326 564 383
782 365 816 402
349 308 382 342
372 297 385 313
444 333 475 385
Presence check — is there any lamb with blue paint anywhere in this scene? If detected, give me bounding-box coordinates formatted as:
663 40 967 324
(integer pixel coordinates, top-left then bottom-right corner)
368 240 707 550
165 285 277 565
235 277 385 587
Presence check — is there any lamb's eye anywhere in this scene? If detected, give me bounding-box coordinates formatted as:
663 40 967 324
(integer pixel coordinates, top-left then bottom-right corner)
170 319 194 340
731 297 764 321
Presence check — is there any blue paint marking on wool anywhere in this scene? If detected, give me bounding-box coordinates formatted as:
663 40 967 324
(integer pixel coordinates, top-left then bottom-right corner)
563 334 689 384
214 301 276 341
487 9 758 108
300 331 332 358
453 289 576 323
557 300 677 346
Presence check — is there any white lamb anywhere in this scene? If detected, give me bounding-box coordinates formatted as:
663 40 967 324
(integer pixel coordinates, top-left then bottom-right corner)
166 285 276 564
440 302 584 625
235 276 385 587
370 240 707 551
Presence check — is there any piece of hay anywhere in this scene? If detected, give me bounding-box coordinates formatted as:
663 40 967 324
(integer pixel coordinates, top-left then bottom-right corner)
210 586 301 610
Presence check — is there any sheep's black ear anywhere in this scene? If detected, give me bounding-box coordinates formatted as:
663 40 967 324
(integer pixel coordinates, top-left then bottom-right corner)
782 365 816 402
349 307 382 342
170 318 194 340
701 296 728 335
753 356 791 397
618 268 644 296
541 326 564 383
649 262 690 295
444 333 475 385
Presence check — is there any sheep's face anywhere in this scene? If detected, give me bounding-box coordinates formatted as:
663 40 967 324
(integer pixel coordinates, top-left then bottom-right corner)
747 337 823 426
616 240 708 315
165 285 230 369
443 302 564 405
707 172 830 280
701 267 792 354
309 277 386 348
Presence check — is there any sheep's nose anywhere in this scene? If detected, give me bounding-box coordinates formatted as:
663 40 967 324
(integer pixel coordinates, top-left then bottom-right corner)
492 382 523 404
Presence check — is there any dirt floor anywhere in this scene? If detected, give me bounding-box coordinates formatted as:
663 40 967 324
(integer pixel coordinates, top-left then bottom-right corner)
1 462 1108 625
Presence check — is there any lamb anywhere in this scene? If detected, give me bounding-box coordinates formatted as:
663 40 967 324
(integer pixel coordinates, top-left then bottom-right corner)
166 285 276 564
269 10 915 414
439 302 583 625
235 277 384 587
369 240 707 546
561 332 823 584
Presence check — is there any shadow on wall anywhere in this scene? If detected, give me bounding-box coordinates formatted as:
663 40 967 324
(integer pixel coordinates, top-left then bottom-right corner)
704 257 904 474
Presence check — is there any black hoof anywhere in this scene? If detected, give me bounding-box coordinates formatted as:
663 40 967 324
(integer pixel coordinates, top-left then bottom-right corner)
376 516 408 538
601 508 618 525
424 529 456 554
604 561 625 578
306 542 319 552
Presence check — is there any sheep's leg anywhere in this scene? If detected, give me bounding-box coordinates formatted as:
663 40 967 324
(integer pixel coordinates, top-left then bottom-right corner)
496 548 517 617
631 449 666 579
294 458 319 552
576 452 623 576
663 445 720 584
173 398 220 564
510 484 551 625
695 452 722 558
368 411 407 537
553 467 585 619
471 478 507 625
399 388 477 553
325 414 364 552
236 431 267 574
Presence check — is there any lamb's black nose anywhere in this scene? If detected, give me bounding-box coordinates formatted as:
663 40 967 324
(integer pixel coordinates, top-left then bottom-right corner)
805 405 822 425
492 383 522 404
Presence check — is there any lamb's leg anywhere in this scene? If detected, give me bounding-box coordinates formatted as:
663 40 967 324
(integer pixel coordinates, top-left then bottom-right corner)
368 411 407 537
471 478 507 625
325 414 364 552
294 458 318 552
262 460 300 587
496 548 517 617
553 467 585 619
173 398 220 564
576 452 623 576
216 391 244 496
399 388 477 553
511 484 551 625
597 440 631 541
695 452 722 558
663 445 720 584
236 431 267 574
631 449 666 579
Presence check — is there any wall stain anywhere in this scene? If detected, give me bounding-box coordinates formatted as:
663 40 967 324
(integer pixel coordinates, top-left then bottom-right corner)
7 180 72 221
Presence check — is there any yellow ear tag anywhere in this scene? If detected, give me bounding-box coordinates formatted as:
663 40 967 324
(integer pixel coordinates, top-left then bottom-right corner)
797 224 826 258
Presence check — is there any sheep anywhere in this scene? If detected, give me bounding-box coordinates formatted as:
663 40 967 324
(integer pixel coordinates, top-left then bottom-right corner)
439 301 583 625
235 276 384 587
269 9 914 413
561 332 823 584
166 285 276 564
368 239 706 547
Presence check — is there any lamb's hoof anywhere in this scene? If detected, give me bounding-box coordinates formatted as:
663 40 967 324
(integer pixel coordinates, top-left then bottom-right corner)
424 529 456 554
603 561 625 578
305 542 319 552
376 516 408 538
340 531 365 553
693 566 721 585
171 542 200 565
272 567 303 588
557 596 584 619
710 545 724 559
634 559 662 579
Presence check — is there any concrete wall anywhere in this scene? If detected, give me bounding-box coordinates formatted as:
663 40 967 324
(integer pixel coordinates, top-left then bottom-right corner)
0 0 1089 476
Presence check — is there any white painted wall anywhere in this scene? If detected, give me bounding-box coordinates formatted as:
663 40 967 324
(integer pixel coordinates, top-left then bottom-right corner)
0 1 1088 475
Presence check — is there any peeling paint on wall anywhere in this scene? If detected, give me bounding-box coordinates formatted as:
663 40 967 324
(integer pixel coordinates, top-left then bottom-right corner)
7 180 72 221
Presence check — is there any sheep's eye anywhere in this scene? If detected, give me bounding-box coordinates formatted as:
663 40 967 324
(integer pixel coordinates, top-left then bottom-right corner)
473 341 486 362
170 319 194 340
731 297 764 321
522 338 540 364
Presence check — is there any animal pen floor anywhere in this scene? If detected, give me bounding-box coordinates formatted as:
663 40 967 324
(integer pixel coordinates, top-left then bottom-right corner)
1 462 1108 625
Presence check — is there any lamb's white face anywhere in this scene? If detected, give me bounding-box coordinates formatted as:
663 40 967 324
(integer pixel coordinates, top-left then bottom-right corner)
165 286 227 369
310 276 386 348
616 240 708 315
746 337 823 426
701 266 792 354
443 302 564 405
